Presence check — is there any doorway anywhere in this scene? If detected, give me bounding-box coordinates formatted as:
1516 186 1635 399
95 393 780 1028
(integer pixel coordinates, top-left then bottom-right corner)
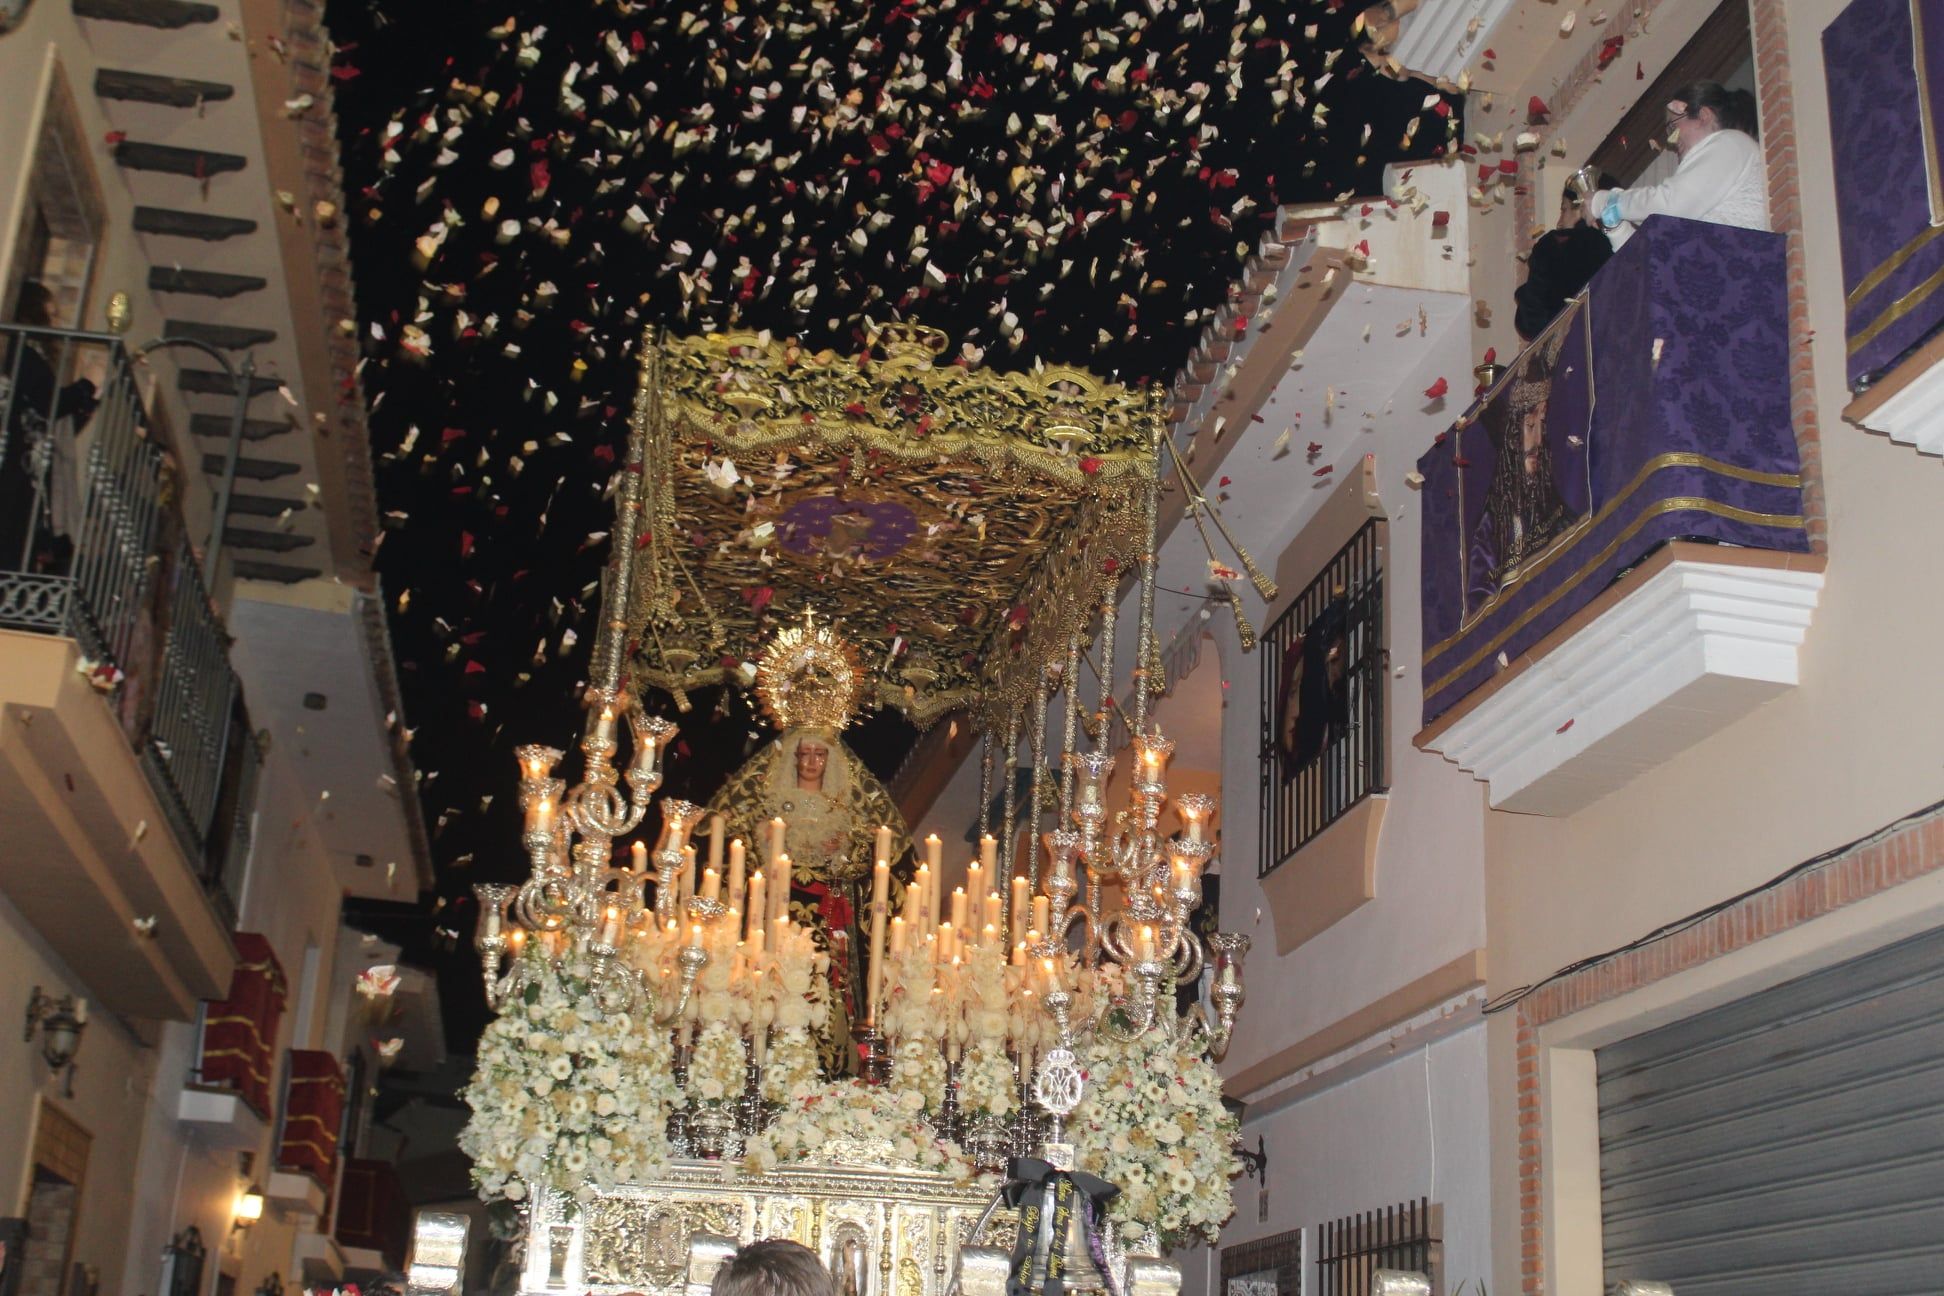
15 1102 90 1296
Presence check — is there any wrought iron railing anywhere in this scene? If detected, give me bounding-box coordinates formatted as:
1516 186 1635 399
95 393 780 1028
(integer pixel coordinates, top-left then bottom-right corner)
1316 1198 1439 1296
1 321 253 919
1258 518 1386 877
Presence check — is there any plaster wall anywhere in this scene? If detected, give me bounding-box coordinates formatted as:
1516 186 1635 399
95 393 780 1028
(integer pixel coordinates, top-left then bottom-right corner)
1454 0 1944 1291
0 888 162 1296
116 747 351 1296
1185 287 1488 1082
1180 1024 1494 1296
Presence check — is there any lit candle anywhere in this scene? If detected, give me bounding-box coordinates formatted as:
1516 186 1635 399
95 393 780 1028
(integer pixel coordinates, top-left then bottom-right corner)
867 865 889 1026
1012 940 1026 967
913 863 932 929
529 796 555 834
727 838 746 913
967 860 986 913
1009 875 1028 945
600 906 620 948
688 922 704 950
939 921 956 964
1138 924 1155 963
768 817 787 865
708 813 726 872
924 833 942 872
746 871 766 942
876 823 894 863
1032 895 1050 939
631 841 648 872
679 845 697 903
983 891 1002 936
508 929 526 956
950 887 968 932
1041 956 1059 993
979 833 997 871
1172 858 1192 895
982 922 998 948
773 853 793 925
702 866 721 904
890 915 907 956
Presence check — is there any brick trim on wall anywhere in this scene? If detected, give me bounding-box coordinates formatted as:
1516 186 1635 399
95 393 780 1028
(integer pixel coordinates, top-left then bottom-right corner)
1512 808 1944 1295
1749 0 1828 553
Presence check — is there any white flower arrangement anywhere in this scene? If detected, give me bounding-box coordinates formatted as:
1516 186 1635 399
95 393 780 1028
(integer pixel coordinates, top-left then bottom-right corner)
744 1081 976 1180
760 1025 819 1104
1071 1026 1238 1248
459 952 680 1204
688 1019 748 1104
890 1033 947 1119
958 1038 1016 1120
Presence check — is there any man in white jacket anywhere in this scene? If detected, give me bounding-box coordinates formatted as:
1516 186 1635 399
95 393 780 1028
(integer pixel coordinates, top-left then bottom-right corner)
1585 81 1770 248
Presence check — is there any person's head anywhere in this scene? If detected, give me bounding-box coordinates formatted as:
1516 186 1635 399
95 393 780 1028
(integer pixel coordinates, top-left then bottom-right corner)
1560 172 1620 227
13 281 55 327
712 1241 834 1296
793 737 829 790
1665 82 1758 155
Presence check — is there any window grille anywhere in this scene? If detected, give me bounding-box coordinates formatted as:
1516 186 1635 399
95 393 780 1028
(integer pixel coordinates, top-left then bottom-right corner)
1315 1199 1439 1296
1258 519 1386 877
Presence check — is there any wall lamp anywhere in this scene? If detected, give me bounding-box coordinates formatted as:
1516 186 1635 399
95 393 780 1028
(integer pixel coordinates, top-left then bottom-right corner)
23 986 88 1096
232 1185 265 1231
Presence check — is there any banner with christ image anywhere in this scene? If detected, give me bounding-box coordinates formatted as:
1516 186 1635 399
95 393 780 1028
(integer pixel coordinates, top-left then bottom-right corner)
1417 217 1813 727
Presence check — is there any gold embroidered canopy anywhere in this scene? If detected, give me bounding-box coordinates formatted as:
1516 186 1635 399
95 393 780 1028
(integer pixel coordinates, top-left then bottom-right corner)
625 324 1161 725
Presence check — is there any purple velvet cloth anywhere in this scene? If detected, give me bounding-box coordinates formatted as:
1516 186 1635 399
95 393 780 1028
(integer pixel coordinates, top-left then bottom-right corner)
1418 217 1810 727
1825 0 1944 388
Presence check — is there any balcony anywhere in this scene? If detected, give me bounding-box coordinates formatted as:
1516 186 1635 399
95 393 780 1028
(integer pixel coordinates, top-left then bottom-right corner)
336 1158 410 1276
0 323 255 1017
1414 218 1825 814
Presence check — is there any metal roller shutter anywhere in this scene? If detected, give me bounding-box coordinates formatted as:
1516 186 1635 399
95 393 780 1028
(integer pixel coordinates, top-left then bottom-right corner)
1596 922 1944 1295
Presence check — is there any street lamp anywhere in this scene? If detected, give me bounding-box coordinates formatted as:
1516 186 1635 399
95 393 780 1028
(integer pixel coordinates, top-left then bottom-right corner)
105 292 264 587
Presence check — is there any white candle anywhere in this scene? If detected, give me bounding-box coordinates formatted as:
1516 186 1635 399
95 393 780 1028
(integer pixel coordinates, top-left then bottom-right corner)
773 853 792 925
876 823 894 863
727 839 746 913
983 891 1002 936
890 916 907 956
746 871 766 942
950 887 967 932
924 833 942 872
967 860 985 913
1010 876 1029 945
1012 940 1026 967
769 817 787 865
708 813 726 872
688 922 704 950
529 797 555 834
978 833 997 871
679 845 696 903
913 864 932 929
1032 895 1050 940
702 866 721 904
631 841 648 872
867 864 889 1027
1138 924 1155 962
600 906 620 948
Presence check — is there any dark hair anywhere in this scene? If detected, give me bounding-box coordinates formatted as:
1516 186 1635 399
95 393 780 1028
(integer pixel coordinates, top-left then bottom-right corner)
1672 81 1759 138
1562 171 1622 203
712 1241 833 1296
13 280 55 326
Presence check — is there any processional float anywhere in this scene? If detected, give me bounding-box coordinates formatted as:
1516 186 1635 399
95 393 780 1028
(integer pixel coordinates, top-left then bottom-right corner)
442 326 1265 1296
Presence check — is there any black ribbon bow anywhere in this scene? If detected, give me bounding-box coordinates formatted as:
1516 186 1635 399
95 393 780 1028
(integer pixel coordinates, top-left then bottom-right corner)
1001 1157 1121 1296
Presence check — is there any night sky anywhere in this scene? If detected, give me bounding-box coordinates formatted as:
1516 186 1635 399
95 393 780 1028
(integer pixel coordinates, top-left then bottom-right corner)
323 0 1462 1045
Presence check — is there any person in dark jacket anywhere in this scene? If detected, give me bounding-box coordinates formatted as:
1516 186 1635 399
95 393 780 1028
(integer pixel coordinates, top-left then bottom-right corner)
1513 172 1619 342
1 281 97 571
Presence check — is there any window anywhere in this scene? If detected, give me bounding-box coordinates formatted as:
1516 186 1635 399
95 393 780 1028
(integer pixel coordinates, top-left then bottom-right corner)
1315 1199 1441 1296
1222 1227 1306 1296
4 59 105 328
1258 518 1386 876
1585 0 1754 187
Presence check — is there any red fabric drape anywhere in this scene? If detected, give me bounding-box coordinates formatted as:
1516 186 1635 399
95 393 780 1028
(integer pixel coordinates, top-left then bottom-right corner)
336 1157 410 1270
277 1049 345 1184
198 932 287 1117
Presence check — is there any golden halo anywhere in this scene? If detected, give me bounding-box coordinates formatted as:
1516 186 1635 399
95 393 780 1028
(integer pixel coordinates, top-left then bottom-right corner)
753 609 865 733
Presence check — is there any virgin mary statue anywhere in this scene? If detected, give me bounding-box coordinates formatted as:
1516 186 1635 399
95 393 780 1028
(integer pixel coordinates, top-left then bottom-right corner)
707 612 912 1070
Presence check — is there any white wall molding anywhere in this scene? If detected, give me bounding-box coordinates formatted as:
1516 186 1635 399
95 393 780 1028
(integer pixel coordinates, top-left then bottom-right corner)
1424 558 1824 815
1853 355 1944 458
1392 0 1519 83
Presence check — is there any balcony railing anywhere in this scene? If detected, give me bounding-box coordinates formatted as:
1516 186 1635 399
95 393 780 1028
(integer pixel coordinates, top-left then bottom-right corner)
1258 518 1386 876
1 322 255 919
1415 217 1813 728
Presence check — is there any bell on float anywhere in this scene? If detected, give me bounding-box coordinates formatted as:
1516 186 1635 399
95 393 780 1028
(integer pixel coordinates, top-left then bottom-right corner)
1024 1195 1109 1295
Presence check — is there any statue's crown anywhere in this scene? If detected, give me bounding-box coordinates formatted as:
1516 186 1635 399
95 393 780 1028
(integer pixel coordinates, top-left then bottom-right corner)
754 609 863 732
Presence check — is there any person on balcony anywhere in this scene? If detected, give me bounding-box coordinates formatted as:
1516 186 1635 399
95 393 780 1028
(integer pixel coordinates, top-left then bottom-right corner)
1 281 97 573
1515 171 1618 342
1585 82 1769 248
